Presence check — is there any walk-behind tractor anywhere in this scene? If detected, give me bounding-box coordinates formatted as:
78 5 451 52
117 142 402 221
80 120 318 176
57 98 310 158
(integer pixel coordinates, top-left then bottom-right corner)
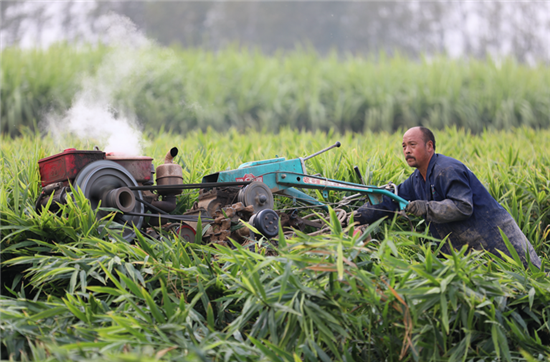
36 142 409 244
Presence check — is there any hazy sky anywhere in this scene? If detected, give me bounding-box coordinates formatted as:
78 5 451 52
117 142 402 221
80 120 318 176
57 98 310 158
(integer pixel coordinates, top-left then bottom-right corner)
2 1 549 62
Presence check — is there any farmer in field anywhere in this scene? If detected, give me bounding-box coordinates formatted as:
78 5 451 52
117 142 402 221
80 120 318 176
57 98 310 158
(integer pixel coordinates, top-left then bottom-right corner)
354 126 541 268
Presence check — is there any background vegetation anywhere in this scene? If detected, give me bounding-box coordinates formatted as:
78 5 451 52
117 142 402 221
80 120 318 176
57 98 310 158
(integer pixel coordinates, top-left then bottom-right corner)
1 127 549 361
2 45 550 137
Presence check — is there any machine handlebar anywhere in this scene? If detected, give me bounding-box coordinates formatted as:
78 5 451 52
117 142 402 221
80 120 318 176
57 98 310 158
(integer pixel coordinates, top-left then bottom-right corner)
302 141 341 161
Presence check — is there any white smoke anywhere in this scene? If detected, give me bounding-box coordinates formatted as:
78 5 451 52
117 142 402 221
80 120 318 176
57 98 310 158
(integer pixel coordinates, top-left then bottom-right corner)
44 13 154 155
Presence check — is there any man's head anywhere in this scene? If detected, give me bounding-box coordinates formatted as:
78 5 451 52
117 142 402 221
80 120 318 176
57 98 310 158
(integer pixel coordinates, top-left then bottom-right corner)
402 127 435 171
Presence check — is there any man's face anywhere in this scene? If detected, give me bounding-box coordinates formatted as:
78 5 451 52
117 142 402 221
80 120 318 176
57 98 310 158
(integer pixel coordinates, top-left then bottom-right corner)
402 128 434 169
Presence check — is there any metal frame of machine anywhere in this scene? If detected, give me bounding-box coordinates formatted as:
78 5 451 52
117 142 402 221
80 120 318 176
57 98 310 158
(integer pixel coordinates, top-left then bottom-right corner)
36 142 409 243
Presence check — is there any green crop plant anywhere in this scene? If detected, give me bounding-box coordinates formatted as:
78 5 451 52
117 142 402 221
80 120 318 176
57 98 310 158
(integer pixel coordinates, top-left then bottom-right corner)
0 45 107 136
1 127 550 361
2 44 550 137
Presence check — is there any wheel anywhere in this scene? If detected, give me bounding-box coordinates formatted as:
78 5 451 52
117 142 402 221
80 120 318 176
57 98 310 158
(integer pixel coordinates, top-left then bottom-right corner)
74 160 144 241
238 181 274 213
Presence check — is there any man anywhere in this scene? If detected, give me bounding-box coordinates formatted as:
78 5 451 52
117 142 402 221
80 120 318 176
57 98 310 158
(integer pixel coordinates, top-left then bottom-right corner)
355 126 541 268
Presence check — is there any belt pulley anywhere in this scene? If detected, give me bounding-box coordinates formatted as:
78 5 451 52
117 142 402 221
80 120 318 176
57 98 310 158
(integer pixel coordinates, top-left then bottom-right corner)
74 160 144 241
238 181 274 213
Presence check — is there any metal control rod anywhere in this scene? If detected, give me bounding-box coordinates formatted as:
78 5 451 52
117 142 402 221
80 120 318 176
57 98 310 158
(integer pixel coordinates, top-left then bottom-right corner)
302 141 341 161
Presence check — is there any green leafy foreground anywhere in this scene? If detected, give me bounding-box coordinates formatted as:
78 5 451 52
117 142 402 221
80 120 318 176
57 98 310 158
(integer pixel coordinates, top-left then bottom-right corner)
2 200 550 362
1 129 550 361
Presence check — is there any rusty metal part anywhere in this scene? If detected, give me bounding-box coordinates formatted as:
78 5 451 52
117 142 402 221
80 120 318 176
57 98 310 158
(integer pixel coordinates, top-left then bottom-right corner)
204 201 255 243
38 149 105 187
151 194 177 213
279 208 352 238
155 147 183 195
145 227 159 239
140 189 157 205
277 211 322 231
238 181 274 213
144 164 155 186
186 187 241 218
106 153 154 184
278 212 301 231
42 182 64 195
164 147 178 164
36 186 69 212
235 224 252 238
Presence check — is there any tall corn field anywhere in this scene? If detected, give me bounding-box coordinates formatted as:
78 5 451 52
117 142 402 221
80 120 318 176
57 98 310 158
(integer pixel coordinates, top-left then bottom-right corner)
2 44 550 136
1 127 549 361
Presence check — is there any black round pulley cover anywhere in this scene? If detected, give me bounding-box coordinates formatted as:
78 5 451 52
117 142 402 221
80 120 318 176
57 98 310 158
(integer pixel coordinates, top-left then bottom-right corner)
250 209 279 238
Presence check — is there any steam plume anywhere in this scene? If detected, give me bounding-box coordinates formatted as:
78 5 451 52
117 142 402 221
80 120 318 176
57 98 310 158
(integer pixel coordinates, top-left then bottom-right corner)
44 14 153 155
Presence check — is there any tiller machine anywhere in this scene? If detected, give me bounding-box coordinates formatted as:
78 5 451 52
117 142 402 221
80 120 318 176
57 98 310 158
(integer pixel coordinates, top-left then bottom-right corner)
36 142 408 243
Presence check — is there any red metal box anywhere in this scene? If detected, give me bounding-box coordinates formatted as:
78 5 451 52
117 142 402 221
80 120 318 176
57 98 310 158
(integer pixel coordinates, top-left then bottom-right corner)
38 149 105 187
106 153 154 184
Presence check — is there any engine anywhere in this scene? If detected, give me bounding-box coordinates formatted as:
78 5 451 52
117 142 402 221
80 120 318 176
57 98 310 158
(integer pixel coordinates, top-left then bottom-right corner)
36 147 281 244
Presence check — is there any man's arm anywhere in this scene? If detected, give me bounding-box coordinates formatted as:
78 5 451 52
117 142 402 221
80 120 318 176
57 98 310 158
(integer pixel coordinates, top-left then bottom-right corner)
408 166 473 223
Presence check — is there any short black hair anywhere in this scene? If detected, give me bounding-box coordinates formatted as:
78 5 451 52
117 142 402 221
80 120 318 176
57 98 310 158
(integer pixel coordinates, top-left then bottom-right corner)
419 127 436 151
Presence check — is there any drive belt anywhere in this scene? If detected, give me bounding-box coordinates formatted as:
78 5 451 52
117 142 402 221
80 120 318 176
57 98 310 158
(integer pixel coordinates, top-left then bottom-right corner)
129 181 251 191
123 211 214 222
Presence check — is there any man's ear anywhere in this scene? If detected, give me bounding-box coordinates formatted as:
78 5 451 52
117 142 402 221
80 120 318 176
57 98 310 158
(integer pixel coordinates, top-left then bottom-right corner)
427 141 434 152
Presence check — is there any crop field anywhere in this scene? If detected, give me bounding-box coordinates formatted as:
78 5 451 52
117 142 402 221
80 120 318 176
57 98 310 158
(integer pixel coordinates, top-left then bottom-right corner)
2 45 550 137
1 127 550 361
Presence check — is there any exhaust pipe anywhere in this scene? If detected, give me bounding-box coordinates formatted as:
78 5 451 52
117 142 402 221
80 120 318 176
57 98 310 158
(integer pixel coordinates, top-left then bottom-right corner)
156 147 183 196
149 147 184 214
151 194 177 214
164 147 178 164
